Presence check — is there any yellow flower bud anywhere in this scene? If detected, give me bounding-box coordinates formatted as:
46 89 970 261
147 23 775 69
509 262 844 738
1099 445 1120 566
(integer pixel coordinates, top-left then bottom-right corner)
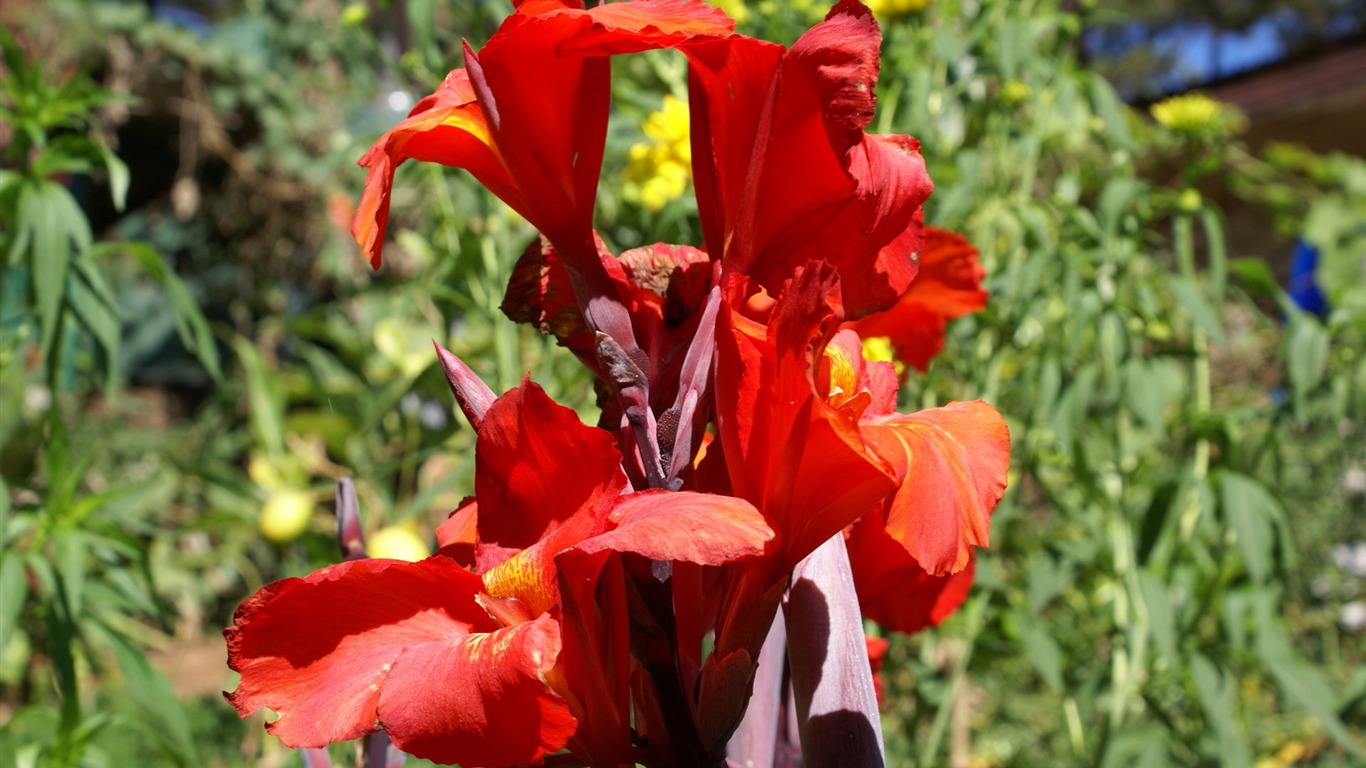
368 526 431 562
259 489 314 544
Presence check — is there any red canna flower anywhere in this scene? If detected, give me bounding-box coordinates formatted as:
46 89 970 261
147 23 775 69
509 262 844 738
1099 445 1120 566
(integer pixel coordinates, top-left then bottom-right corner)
846 227 989 374
330 1 1012 762
352 0 735 270
685 0 933 318
226 379 771 767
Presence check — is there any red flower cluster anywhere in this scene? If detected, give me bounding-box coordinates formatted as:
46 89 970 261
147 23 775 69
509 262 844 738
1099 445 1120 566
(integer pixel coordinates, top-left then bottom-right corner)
226 1 1009 765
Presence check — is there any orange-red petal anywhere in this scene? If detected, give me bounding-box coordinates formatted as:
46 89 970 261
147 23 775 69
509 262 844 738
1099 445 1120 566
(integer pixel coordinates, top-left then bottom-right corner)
847 227 988 372
224 557 575 766
435 498 478 567
579 489 772 564
860 401 1010 576
846 506 977 633
352 70 515 268
563 0 735 55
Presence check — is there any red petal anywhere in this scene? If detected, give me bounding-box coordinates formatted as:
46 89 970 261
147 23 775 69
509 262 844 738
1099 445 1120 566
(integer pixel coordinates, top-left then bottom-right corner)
356 3 733 268
475 380 626 569
514 0 584 11
472 2 733 257
847 227 988 372
352 70 516 268
380 614 573 765
685 36 786 260
563 0 735 55
225 558 575 765
435 499 478 567
860 401 1010 576
846 506 976 633
687 4 932 316
465 16 604 254
576 489 772 564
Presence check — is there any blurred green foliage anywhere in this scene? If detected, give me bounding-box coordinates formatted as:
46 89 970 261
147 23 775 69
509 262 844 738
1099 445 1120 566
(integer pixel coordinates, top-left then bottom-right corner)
0 0 1362 766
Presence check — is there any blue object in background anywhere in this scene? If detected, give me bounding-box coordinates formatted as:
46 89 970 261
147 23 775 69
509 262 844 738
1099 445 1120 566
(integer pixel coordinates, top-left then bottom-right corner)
152 1 213 36
1288 238 1328 317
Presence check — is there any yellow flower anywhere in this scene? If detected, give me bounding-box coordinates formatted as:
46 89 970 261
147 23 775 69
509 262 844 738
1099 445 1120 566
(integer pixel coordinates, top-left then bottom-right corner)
368 525 431 562
1150 92 1245 137
709 0 749 24
860 335 905 378
864 0 930 18
260 489 315 544
1000 80 1031 107
625 95 692 212
339 2 368 26
1177 187 1203 213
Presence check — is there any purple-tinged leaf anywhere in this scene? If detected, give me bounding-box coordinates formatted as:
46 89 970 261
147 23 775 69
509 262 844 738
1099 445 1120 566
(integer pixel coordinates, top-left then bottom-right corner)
595 331 669 489
784 534 885 767
726 611 786 768
364 731 407 768
665 286 721 482
434 342 496 429
334 478 366 561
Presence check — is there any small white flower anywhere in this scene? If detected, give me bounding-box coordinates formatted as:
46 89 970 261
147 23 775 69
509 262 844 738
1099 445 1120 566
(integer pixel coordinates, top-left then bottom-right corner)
1344 466 1366 496
1340 600 1366 632
1333 543 1366 578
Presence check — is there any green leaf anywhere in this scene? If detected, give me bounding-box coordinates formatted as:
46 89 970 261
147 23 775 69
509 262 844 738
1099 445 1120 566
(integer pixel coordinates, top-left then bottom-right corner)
23 181 94 361
1200 207 1228 301
0 28 29 85
53 530 88 619
1025 554 1072 615
98 144 130 212
99 628 200 768
1100 725 1170 768
1283 312 1329 402
1254 595 1366 756
0 474 10 542
1227 257 1287 307
407 0 439 71
0 547 26 655
1189 653 1252 768
1087 71 1134 150
232 336 286 456
67 258 123 393
1136 479 1178 564
1217 471 1277 583
38 556 81 730
1098 177 1144 238
1019 618 1063 692
110 242 222 381
1136 569 1176 665
1166 275 1226 344
1122 358 1168 433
